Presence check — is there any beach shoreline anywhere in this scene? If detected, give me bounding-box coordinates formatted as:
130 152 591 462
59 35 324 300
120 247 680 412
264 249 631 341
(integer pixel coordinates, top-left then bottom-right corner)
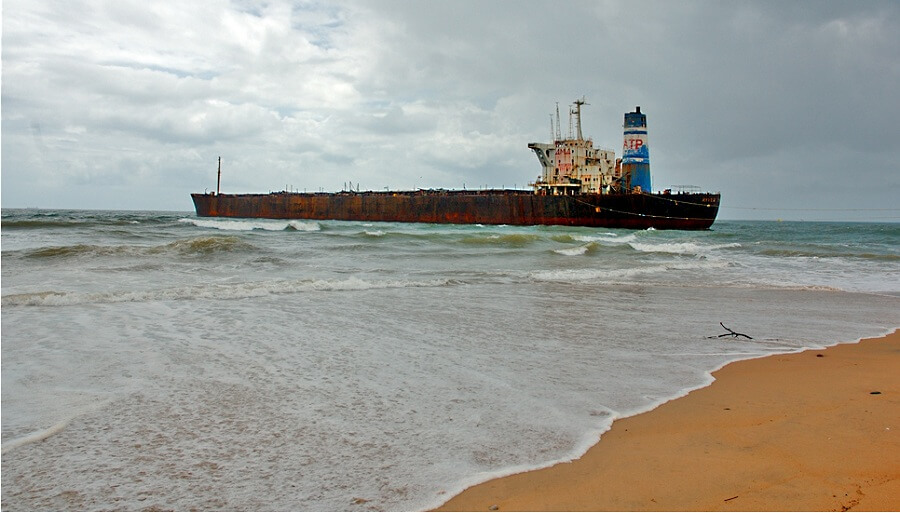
436 329 900 512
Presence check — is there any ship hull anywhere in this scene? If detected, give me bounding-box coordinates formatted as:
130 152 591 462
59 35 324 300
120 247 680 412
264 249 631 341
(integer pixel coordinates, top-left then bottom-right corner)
191 190 720 230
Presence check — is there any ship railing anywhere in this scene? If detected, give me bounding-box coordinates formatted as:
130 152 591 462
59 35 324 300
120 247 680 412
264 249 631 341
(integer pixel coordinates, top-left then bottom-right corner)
669 184 702 193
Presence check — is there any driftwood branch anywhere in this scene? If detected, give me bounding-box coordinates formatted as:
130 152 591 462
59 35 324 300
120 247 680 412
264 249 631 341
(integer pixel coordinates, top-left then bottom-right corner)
709 322 753 340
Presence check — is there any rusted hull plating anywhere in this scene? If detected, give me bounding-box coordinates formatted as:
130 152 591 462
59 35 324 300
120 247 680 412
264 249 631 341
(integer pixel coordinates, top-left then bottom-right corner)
191 190 720 230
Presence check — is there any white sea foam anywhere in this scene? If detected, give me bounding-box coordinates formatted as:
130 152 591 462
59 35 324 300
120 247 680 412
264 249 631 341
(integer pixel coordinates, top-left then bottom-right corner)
628 241 741 255
179 217 321 232
530 260 726 283
573 233 636 244
2 419 72 454
287 220 321 231
644 241 742 254
554 245 590 256
1 277 455 307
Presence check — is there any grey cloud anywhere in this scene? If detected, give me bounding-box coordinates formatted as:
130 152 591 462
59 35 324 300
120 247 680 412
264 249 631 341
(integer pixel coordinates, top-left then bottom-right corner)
2 0 898 220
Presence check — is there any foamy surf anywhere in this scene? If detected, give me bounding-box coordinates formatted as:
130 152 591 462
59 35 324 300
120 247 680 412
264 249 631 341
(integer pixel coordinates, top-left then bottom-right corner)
180 217 321 232
15 236 254 260
529 260 729 283
2 419 72 454
628 241 741 256
1 276 456 307
3 210 897 512
553 244 593 256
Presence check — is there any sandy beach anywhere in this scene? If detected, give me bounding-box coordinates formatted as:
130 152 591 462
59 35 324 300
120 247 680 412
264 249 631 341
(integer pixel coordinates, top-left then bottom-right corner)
437 330 900 512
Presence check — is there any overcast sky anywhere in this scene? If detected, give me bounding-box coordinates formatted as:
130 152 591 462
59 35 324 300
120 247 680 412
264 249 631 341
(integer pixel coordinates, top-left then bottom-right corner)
2 0 898 220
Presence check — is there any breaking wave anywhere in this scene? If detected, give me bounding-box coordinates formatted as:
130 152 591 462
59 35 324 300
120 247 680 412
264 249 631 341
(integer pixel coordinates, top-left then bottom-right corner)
2 276 456 307
1 214 170 230
180 218 321 232
553 242 600 256
529 261 722 283
19 236 256 260
528 261 852 293
460 233 540 246
628 241 741 256
550 233 634 245
160 236 256 254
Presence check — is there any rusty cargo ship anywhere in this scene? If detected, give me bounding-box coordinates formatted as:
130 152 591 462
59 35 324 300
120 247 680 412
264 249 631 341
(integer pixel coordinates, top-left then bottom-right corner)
192 101 720 230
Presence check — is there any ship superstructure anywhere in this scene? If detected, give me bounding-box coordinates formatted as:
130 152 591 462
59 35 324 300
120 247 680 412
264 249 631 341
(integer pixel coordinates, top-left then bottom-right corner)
529 100 654 196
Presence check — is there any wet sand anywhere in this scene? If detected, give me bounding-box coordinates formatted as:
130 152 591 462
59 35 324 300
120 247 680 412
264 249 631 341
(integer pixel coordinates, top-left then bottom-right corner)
436 330 900 511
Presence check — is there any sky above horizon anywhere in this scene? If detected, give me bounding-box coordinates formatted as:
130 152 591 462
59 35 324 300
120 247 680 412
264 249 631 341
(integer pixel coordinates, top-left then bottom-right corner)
2 0 899 221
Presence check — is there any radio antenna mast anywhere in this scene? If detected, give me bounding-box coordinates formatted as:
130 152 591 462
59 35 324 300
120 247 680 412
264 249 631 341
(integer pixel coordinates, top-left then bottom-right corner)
555 102 562 141
573 97 588 141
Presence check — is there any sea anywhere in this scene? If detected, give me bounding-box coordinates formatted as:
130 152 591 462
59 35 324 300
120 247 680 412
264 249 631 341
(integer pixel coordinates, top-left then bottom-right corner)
2 209 898 511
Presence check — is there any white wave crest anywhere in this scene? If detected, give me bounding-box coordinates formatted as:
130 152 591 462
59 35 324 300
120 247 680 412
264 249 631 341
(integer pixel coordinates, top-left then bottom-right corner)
554 245 589 256
628 241 741 256
573 233 636 245
530 260 726 283
287 221 321 231
180 218 320 232
1 418 71 454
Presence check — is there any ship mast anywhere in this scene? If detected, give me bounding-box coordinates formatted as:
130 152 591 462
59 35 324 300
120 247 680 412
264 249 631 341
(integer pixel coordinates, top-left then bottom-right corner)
573 97 588 141
217 156 222 195
555 102 562 142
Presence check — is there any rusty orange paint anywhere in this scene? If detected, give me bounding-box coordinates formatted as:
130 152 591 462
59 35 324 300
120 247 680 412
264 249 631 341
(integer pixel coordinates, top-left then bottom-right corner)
192 189 720 230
